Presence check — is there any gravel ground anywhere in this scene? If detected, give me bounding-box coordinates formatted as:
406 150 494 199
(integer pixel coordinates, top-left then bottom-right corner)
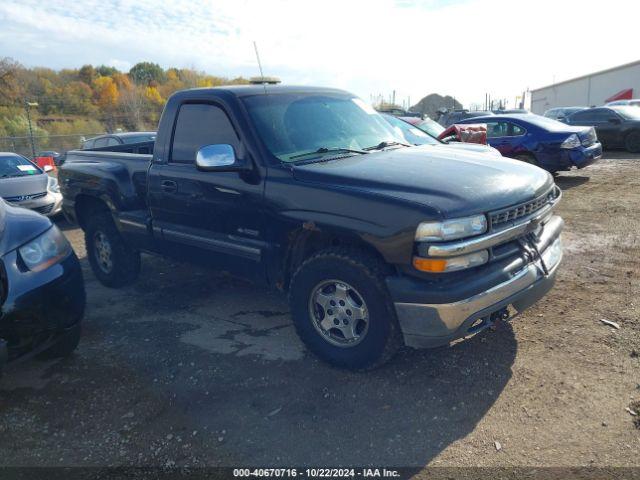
0 154 639 471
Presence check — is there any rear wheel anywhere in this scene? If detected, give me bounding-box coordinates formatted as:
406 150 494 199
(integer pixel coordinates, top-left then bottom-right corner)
85 213 141 287
624 131 640 153
289 248 401 369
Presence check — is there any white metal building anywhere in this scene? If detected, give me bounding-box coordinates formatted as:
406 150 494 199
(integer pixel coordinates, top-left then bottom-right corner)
530 60 640 114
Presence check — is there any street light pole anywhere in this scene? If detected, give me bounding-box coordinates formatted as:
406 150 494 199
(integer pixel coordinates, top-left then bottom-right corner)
24 101 38 158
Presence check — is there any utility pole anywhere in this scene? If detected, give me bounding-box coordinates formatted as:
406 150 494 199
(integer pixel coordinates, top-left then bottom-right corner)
24 101 38 158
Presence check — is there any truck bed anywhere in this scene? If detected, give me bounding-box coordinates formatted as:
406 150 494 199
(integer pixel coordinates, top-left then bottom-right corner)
60 149 152 212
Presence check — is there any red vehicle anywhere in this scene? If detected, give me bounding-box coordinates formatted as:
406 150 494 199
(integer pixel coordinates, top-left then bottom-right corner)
437 123 488 145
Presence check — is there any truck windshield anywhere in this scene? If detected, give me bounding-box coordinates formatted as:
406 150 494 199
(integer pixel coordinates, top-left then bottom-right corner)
242 93 405 162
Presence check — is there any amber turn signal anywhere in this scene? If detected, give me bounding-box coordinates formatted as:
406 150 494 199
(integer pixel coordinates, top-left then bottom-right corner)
412 257 447 273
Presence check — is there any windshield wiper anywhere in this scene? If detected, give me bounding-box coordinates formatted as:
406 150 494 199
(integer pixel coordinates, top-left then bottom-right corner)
363 140 411 151
289 147 368 161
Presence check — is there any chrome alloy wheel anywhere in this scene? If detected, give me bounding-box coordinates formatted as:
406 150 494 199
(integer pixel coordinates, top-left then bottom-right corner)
308 280 369 347
93 231 113 274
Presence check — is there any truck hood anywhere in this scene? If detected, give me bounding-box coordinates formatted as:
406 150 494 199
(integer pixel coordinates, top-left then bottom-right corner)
0 200 52 256
430 142 502 157
292 145 553 218
0 173 48 198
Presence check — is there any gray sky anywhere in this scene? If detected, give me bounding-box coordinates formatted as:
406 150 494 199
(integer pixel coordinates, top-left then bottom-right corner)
1 0 638 108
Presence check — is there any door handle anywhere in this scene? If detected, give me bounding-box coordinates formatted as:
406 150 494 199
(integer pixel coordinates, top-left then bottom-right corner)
161 180 177 193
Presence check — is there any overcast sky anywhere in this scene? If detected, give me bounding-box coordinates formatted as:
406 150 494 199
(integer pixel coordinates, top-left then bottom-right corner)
2 0 639 108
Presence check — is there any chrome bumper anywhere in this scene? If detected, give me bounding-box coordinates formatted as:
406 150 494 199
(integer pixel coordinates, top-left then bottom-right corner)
395 217 564 349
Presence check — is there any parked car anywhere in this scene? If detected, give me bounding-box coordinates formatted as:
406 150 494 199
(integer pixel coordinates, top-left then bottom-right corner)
565 106 640 152
605 99 640 107
381 114 499 156
397 116 445 138
84 140 154 155
543 107 587 123
82 132 156 149
0 152 63 216
60 85 564 369
456 114 602 173
437 110 494 127
0 199 85 371
492 109 530 115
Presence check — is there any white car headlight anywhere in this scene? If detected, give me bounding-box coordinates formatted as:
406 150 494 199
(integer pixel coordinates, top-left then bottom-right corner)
19 226 71 272
47 176 60 193
560 134 581 149
415 214 487 242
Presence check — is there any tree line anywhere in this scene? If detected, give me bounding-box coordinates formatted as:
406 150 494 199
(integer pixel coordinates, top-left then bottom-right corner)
0 58 249 154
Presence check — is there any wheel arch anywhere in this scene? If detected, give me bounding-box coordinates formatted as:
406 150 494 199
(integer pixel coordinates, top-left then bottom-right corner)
74 194 111 230
278 227 389 292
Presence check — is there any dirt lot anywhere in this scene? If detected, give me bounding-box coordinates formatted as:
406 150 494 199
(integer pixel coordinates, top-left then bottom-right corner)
1 154 639 471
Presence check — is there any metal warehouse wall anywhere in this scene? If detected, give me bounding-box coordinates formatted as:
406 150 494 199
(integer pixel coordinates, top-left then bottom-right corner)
530 61 640 114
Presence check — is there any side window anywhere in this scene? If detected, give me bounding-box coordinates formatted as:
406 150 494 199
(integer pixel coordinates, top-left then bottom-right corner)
93 137 108 148
106 137 120 147
571 110 596 122
485 122 509 138
83 139 94 149
602 109 620 121
509 123 526 136
171 103 240 164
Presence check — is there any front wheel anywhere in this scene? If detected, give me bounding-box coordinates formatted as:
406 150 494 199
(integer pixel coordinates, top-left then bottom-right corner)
289 248 401 369
85 213 141 288
39 324 81 359
624 131 640 153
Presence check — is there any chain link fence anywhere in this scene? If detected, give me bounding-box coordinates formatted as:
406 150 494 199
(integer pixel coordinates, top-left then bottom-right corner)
0 133 101 158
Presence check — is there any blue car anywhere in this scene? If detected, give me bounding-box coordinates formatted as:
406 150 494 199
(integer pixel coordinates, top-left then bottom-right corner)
456 114 602 173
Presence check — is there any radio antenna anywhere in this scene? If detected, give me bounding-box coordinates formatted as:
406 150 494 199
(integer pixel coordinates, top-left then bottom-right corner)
253 41 267 94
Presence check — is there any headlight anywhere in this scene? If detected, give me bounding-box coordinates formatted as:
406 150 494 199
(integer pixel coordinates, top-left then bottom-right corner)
415 214 487 242
47 176 60 193
413 250 489 273
560 134 581 149
18 226 71 272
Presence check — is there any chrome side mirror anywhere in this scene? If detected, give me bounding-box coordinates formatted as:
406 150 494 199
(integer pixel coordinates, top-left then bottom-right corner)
195 144 240 171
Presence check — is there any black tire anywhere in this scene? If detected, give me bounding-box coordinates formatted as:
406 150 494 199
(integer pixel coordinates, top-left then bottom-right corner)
39 324 81 359
624 131 640 153
85 212 141 288
289 248 401 370
513 153 539 166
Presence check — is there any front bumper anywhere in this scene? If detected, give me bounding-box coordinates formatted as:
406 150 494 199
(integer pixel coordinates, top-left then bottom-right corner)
5 191 63 217
0 250 85 363
390 216 563 349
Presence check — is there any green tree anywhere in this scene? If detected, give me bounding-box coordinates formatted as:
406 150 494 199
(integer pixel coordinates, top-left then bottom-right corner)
78 64 97 85
96 65 120 77
129 62 165 85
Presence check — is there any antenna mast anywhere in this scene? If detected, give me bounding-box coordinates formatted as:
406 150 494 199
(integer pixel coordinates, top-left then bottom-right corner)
253 41 267 94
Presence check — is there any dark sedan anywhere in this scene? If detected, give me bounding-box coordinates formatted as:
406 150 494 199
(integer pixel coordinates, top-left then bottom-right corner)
82 131 156 149
457 114 602 173
0 200 85 371
565 106 640 152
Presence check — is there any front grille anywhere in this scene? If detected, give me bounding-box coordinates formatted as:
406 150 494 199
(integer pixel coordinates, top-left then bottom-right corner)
490 187 559 228
2 191 47 203
32 203 54 215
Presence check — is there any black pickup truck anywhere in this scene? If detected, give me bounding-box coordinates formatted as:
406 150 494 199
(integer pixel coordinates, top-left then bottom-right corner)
59 85 564 369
